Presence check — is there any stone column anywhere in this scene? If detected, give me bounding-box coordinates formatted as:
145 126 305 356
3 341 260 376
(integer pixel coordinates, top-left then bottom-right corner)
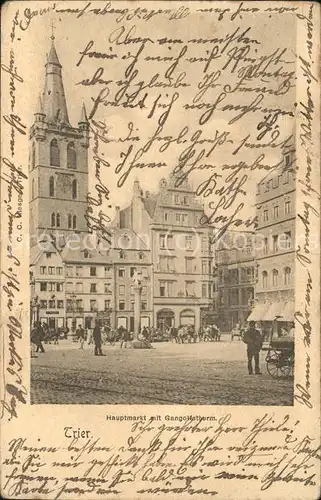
194 308 200 333
134 284 142 340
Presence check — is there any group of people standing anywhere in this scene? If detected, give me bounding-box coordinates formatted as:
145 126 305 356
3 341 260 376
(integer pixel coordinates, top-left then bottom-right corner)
30 318 293 376
75 322 105 355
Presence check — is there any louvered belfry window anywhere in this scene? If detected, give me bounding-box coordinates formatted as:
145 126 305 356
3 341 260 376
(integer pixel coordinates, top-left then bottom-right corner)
50 139 60 166
67 142 76 169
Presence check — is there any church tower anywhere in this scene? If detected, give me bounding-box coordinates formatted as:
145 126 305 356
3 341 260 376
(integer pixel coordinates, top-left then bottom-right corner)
29 35 89 248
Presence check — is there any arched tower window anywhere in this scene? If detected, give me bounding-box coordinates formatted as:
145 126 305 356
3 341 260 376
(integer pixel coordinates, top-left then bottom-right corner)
68 214 72 229
272 269 279 287
262 271 268 289
72 215 77 229
32 142 36 169
72 179 77 199
51 213 56 227
67 142 76 169
56 213 61 228
49 176 55 197
50 139 60 166
284 267 292 286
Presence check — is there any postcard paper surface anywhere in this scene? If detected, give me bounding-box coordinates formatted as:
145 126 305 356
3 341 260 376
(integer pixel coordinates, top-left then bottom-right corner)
1 1 320 499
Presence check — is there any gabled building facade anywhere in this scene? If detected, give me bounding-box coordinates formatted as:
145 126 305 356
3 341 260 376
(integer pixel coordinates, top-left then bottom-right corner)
117 173 216 332
30 240 65 329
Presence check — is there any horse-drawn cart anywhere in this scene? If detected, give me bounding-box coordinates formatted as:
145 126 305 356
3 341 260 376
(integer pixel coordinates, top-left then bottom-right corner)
263 336 294 379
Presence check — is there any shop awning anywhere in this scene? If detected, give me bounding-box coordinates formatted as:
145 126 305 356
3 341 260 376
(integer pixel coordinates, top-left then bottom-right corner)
247 303 270 322
264 302 286 321
276 301 295 322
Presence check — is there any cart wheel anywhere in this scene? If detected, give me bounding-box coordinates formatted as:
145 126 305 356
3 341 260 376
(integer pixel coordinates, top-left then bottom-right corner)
266 350 294 379
266 360 281 379
279 363 292 378
266 349 281 379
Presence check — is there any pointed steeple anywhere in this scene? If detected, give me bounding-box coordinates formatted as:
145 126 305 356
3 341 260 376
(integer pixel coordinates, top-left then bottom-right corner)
79 103 87 123
47 42 61 66
36 95 44 113
78 103 87 125
42 38 70 126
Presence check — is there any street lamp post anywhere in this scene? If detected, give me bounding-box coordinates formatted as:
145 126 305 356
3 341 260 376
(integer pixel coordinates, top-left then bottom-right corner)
30 296 40 328
71 292 77 332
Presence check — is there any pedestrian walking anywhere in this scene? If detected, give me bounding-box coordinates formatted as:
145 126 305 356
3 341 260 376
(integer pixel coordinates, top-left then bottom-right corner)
243 320 263 375
141 326 148 339
120 328 131 348
35 322 45 353
87 326 93 345
30 323 38 357
76 324 85 349
93 321 104 356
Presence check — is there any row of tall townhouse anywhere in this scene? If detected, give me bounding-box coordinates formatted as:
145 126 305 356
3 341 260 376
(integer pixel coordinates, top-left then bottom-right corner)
29 36 296 335
30 229 152 330
215 231 256 331
248 139 296 336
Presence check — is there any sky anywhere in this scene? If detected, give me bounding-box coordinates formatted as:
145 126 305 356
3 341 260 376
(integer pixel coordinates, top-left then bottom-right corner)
4 1 297 225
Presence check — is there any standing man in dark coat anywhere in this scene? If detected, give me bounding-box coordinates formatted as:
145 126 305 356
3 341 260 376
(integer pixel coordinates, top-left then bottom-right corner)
76 324 85 349
93 321 104 356
243 320 263 375
35 322 45 353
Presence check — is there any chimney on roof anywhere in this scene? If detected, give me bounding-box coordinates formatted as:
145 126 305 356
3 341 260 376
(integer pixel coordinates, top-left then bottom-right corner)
115 206 120 228
133 178 141 198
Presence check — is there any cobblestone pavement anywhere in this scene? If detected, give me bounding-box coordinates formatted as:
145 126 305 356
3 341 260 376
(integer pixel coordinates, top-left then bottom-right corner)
31 338 293 405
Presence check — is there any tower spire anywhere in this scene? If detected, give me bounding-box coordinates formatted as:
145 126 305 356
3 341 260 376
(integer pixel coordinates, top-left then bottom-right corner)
42 35 70 126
